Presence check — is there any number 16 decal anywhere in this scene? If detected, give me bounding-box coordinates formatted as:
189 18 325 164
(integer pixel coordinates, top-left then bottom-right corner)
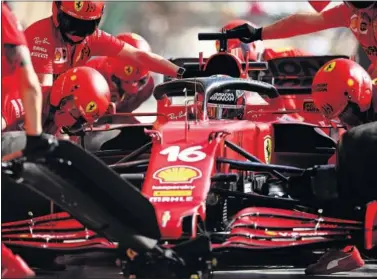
159 146 206 162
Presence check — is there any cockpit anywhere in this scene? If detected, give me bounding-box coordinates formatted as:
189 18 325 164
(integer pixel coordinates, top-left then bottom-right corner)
195 82 246 120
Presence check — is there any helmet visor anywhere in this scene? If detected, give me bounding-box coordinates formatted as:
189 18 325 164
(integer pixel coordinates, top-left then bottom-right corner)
58 11 100 38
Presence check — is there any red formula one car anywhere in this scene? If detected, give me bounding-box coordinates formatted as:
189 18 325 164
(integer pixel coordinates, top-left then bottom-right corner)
2 77 376 273
2 31 373 273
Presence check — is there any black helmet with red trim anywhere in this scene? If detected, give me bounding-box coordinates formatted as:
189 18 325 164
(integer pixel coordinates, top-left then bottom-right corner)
206 75 246 120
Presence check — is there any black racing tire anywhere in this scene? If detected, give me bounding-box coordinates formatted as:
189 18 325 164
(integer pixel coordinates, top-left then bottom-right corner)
337 122 377 205
1 131 53 223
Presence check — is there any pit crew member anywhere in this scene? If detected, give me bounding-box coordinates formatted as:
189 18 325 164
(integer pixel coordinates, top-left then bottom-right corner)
2 65 111 243
85 32 155 113
302 58 377 275
2 2 57 157
43 66 111 136
312 58 376 130
25 1 185 92
226 2 377 78
2 3 56 278
217 19 310 61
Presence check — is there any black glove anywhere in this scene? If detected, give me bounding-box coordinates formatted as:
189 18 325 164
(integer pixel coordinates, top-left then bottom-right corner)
228 23 263 43
23 133 58 157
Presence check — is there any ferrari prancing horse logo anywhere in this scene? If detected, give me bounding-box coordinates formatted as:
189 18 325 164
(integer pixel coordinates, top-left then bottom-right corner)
85 101 97 113
263 136 272 164
323 61 336 73
124 65 134 76
74 1 84 12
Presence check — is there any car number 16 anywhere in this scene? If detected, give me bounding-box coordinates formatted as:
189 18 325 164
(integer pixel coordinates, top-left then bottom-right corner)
159 146 206 162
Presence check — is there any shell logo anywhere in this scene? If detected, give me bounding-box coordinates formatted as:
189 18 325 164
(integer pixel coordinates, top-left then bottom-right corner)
153 165 202 184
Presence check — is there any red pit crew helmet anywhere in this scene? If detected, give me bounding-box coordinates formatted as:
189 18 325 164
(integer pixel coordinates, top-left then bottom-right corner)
52 1 105 42
107 32 152 96
50 66 110 131
312 58 373 128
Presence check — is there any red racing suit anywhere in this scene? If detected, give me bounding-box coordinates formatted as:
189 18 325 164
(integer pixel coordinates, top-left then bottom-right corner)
1 3 27 129
304 4 376 77
24 17 125 82
85 56 155 113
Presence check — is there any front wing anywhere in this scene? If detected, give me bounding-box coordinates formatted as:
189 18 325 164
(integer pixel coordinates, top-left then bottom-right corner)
2 207 363 253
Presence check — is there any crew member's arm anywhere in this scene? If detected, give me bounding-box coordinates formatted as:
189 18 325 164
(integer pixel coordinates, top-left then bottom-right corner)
116 44 180 78
91 31 183 78
233 3 351 43
262 4 350 40
4 45 43 135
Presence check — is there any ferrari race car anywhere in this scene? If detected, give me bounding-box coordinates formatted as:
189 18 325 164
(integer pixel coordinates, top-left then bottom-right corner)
3 72 377 278
2 30 374 276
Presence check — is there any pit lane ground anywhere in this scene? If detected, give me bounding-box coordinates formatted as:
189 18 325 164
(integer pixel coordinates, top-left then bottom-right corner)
34 263 377 279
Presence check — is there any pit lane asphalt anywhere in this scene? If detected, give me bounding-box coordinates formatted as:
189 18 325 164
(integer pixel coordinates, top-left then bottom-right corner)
34 263 377 279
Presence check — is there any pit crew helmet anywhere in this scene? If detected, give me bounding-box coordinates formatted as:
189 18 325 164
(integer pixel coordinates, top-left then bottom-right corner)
216 19 264 61
107 32 152 98
52 1 105 43
50 66 110 132
344 1 377 9
312 58 373 128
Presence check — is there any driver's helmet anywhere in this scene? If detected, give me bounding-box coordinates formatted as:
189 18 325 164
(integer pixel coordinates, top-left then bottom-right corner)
216 19 263 61
52 1 105 43
205 75 246 120
107 32 152 97
312 58 373 129
50 66 110 132
344 1 377 9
